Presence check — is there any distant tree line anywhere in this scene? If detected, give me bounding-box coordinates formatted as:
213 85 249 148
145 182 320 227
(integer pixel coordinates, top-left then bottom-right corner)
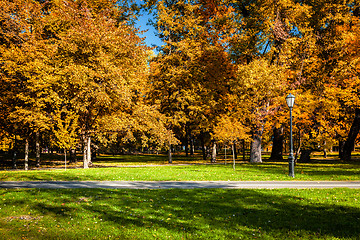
1 0 360 169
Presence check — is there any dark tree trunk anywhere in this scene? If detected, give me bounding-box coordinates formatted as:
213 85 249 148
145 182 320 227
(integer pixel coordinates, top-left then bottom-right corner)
200 134 207 160
64 148 67 170
233 142 237 160
168 143 172 163
190 135 194 156
70 148 77 163
232 142 236 170
35 132 41 167
242 139 246 161
202 145 207 160
341 108 360 161
92 147 97 161
224 145 227 164
184 134 189 157
250 130 262 163
270 126 284 160
299 149 312 163
339 140 345 159
211 140 217 163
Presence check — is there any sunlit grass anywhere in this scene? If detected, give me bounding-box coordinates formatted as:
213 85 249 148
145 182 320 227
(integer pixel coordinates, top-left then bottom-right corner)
0 161 360 181
1 152 359 239
1 152 359 181
0 188 358 239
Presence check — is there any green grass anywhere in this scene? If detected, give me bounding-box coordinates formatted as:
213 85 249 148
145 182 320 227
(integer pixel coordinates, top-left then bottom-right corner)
1 153 359 239
0 188 359 239
1 161 360 181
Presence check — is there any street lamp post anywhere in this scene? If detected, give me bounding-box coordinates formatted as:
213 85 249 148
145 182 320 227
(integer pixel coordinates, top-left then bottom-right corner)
286 93 295 178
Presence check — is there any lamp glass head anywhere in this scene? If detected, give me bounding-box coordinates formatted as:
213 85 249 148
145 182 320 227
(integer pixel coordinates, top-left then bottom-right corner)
286 93 295 108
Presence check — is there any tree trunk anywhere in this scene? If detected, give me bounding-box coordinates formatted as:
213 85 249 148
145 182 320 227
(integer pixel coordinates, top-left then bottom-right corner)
35 131 41 167
299 149 312 163
232 142 236 171
168 143 172 163
64 148 67 170
12 135 17 169
83 135 88 168
211 140 217 163
269 126 283 160
190 135 194 156
250 130 262 163
200 135 207 160
242 139 246 161
88 135 92 166
224 145 227 164
83 134 91 169
339 139 345 159
25 138 29 170
233 142 237 160
92 146 97 161
341 108 360 161
184 135 189 157
70 148 77 163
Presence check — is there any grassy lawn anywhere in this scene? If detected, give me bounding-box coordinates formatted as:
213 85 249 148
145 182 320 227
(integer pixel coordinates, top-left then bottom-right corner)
1 153 359 239
0 188 359 239
0 160 359 181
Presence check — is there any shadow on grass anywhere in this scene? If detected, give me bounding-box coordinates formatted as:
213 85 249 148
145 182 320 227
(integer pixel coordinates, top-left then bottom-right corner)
2 188 357 239
93 153 205 164
0 153 75 170
238 161 360 180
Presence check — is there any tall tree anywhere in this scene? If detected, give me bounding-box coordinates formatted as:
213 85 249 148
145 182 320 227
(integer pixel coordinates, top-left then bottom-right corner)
148 0 236 161
230 59 286 163
0 0 156 168
43 0 151 168
0 0 51 169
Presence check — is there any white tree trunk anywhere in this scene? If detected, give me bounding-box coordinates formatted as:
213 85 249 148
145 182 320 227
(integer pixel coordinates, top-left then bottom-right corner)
83 134 91 169
211 140 217 163
250 130 263 163
25 138 29 170
87 135 92 165
36 132 40 167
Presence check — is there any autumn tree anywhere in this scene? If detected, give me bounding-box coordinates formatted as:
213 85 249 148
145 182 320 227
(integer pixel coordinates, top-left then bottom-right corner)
227 0 360 163
229 59 286 163
50 109 79 169
287 0 357 161
1 0 166 169
0 0 52 169
147 0 236 161
326 11 360 161
41 0 154 168
213 115 250 169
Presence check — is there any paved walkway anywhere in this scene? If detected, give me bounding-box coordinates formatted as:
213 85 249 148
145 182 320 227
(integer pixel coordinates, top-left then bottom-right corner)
1 181 360 189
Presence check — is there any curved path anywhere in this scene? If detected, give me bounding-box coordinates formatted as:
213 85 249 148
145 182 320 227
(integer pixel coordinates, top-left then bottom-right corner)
1 181 360 189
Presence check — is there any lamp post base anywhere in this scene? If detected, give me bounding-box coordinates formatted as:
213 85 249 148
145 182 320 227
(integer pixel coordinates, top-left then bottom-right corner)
288 154 295 178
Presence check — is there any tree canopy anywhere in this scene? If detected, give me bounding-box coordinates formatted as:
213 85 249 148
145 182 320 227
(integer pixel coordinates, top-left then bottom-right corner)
1 0 360 168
